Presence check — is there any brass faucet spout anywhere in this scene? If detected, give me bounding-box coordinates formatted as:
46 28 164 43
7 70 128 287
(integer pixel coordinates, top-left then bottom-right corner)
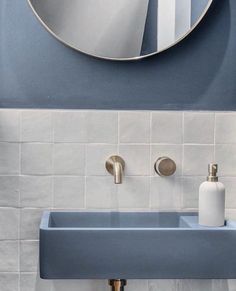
109 280 127 291
114 162 123 184
105 156 125 184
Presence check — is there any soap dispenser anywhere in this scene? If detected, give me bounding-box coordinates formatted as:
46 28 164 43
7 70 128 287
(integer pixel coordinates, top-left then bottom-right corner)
199 164 225 227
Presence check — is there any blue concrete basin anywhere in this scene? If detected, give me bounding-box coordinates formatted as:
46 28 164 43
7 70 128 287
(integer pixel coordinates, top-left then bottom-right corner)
40 211 236 279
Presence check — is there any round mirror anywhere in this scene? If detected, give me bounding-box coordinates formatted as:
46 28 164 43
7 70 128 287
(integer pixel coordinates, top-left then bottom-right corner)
28 0 213 61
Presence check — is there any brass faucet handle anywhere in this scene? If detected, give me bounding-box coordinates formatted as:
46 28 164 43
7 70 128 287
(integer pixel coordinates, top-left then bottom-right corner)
105 155 125 184
154 157 176 177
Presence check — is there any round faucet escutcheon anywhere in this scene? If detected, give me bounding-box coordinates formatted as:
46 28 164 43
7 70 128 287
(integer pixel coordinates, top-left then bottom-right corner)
154 157 176 177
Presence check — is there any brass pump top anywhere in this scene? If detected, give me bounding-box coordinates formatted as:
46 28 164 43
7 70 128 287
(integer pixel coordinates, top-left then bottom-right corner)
207 163 218 182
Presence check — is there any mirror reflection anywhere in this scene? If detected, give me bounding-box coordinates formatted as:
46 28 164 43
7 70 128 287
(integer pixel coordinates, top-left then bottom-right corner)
29 0 213 60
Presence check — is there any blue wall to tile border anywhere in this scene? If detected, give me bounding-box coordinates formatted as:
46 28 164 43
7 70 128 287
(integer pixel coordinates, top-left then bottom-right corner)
0 0 235 110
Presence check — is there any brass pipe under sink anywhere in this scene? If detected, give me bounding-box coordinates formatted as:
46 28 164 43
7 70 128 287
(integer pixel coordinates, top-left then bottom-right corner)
109 279 127 291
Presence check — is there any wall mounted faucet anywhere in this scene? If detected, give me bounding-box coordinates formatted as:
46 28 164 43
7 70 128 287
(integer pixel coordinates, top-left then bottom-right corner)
109 279 127 291
105 156 125 184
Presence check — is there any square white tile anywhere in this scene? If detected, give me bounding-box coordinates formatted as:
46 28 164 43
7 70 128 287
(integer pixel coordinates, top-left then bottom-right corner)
87 111 118 143
184 112 214 144
0 273 19 291
149 280 177 291
21 143 53 175
53 111 88 142
150 177 182 210
220 177 236 209
52 280 107 291
151 112 182 144
0 143 20 174
225 210 236 220
215 113 236 144
215 144 236 176
0 208 19 239
20 176 52 208
0 110 20 142
182 176 205 209
119 145 150 176
119 111 150 143
20 209 44 240
53 143 85 175
125 280 148 291
0 176 19 207
117 177 150 209
86 144 118 176
227 279 236 291
21 110 52 142
20 241 39 272
177 280 213 291
183 145 214 176
86 176 117 209
212 280 231 291
0 241 19 272
53 177 85 208
20 272 52 291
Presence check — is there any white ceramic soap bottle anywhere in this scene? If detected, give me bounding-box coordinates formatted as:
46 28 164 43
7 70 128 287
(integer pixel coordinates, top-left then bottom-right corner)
199 164 225 227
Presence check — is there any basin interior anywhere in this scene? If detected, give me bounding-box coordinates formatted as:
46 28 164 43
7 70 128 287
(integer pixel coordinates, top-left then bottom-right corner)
48 212 196 228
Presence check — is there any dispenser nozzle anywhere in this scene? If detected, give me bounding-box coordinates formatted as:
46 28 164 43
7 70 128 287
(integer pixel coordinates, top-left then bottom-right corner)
207 163 218 182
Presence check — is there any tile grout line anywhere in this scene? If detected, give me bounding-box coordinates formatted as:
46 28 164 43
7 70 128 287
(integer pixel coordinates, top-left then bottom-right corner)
0 141 225 145
149 112 153 209
51 112 55 211
18 110 22 291
116 111 120 200
84 144 88 210
213 112 216 162
110 111 120 209
181 112 185 211
49 106 53 291
117 111 120 155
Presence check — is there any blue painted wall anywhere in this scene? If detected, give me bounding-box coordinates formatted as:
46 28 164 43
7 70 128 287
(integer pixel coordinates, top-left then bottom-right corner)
0 0 235 110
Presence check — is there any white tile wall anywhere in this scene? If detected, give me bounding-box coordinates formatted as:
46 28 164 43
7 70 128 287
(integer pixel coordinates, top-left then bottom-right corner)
21 111 53 143
0 109 236 291
119 145 150 176
86 144 118 176
86 176 116 209
151 112 182 144
0 208 19 239
53 144 85 175
215 113 236 144
0 176 19 207
20 176 52 208
53 176 85 208
0 111 20 142
183 112 215 144
20 273 52 291
20 241 39 272
183 145 214 176
0 143 20 174
0 241 19 272
119 112 150 143
0 273 19 291
150 177 182 210
21 143 53 175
